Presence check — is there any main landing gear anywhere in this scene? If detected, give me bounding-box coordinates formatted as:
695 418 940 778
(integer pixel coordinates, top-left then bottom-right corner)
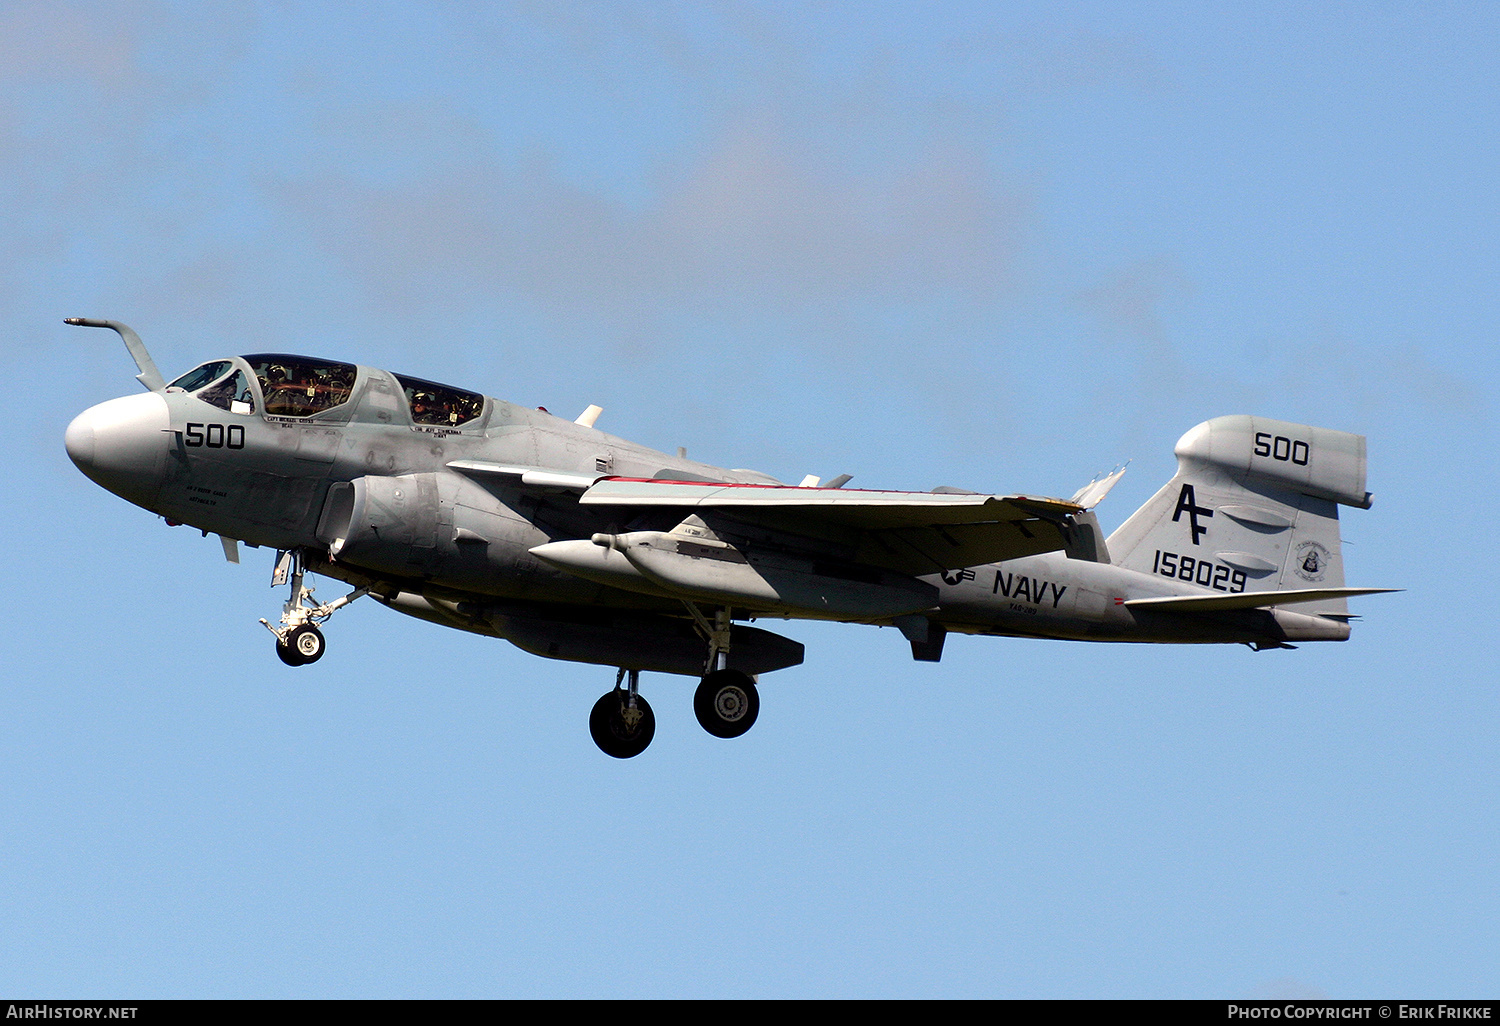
589 668 656 759
685 604 759 739
587 604 761 758
260 549 367 667
694 668 759 738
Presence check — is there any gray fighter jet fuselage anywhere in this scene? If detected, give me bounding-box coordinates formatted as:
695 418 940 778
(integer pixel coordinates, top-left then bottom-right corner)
64 319 1393 757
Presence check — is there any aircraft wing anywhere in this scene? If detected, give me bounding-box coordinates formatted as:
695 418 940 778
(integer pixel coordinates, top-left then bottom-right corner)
575 477 1084 575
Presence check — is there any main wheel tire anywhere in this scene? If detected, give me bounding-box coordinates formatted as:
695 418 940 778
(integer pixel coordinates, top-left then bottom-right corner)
288 624 325 664
589 690 656 758
275 638 306 666
694 669 760 739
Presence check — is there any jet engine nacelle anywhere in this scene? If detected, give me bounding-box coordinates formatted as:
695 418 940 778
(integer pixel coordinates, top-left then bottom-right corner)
317 473 446 577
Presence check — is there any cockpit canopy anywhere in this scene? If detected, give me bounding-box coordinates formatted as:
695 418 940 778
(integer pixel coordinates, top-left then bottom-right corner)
393 374 484 427
244 355 357 417
166 355 487 426
166 360 257 415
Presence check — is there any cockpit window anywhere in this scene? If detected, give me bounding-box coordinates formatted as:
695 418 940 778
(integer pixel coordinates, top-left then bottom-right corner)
197 369 256 415
243 355 357 418
393 374 484 427
168 361 233 393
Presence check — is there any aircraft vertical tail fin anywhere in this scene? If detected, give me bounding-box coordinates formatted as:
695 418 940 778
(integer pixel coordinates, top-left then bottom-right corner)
1105 416 1371 612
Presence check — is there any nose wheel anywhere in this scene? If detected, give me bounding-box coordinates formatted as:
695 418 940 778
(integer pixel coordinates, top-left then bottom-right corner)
590 669 655 758
276 624 326 666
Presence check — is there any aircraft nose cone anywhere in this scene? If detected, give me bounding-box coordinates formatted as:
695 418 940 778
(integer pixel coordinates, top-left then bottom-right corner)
65 392 170 507
63 408 96 467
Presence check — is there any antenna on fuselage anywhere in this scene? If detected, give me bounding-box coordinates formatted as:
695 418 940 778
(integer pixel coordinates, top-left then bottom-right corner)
65 318 166 392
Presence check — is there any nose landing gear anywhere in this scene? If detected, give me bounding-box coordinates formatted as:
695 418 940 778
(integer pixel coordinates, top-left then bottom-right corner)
260 549 366 666
276 623 326 666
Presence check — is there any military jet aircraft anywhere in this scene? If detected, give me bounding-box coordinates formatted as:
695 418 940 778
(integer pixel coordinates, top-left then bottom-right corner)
64 318 1394 757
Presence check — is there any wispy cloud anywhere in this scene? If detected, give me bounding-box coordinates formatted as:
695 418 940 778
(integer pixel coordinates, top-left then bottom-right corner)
276 113 1023 316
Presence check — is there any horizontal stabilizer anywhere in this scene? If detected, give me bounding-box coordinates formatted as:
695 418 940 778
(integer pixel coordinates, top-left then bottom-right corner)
1125 587 1399 613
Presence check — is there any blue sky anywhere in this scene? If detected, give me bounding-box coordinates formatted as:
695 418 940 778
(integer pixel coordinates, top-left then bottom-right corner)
3 1 1496 997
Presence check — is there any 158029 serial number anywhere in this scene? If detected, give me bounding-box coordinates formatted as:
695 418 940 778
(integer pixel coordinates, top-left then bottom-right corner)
1152 550 1247 592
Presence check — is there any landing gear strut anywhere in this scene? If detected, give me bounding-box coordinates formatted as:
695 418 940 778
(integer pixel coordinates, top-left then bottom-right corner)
260 549 366 666
590 668 655 758
685 603 760 740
